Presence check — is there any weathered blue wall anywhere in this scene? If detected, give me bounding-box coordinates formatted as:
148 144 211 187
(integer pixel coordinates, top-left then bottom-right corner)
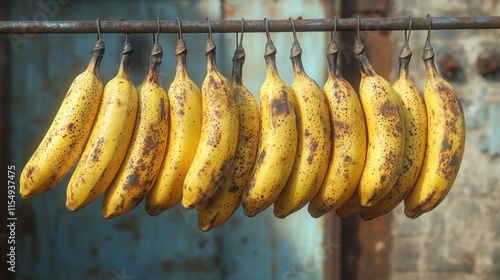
9 1 331 279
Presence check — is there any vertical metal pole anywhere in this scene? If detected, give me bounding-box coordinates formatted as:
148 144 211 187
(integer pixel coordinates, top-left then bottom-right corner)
340 1 392 279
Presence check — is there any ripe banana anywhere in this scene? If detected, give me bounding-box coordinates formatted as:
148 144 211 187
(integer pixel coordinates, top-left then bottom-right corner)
101 40 169 218
273 35 332 219
354 32 406 207
65 40 138 212
404 32 466 219
145 35 202 216
197 37 260 231
308 34 367 218
336 188 362 219
20 38 105 199
182 35 239 209
241 36 298 217
361 35 427 220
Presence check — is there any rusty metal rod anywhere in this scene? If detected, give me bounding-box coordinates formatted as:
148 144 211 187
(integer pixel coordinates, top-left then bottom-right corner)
0 16 499 34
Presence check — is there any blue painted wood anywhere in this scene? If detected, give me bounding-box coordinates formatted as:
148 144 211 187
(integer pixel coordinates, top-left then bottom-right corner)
9 1 329 279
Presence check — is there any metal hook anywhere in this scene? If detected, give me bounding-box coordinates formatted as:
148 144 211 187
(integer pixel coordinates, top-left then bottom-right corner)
426 14 432 45
356 16 361 42
153 17 160 44
176 18 182 40
289 17 297 42
264 18 271 42
239 17 245 46
404 16 413 44
206 16 212 40
96 18 102 41
331 16 337 42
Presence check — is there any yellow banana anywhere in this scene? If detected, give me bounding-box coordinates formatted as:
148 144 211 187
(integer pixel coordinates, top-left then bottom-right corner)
145 34 202 216
66 40 138 211
182 34 239 209
308 34 367 218
335 188 362 219
404 28 466 219
241 34 298 217
354 30 406 207
20 38 105 199
101 39 169 218
273 32 332 219
197 36 260 231
361 33 427 220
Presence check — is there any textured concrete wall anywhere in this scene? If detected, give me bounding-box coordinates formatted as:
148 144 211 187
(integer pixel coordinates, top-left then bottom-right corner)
388 1 500 279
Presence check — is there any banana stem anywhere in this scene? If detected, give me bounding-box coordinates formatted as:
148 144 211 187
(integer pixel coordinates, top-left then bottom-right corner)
353 30 376 77
355 52 376 77
397 43 411 80
118 41 133 76
205 38 218 72
290 40 304 76
231 45 245 85
145 42 163 83
264 54 279 75
326 42 340 77
423 58 439 79
87 40 105 76
175 51 188 78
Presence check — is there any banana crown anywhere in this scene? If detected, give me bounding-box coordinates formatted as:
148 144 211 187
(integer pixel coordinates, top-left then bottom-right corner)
145 43 163 84
87 39 105 75
232 33 246 85
175 38 187 56
326 33 340 77
117 40 133 76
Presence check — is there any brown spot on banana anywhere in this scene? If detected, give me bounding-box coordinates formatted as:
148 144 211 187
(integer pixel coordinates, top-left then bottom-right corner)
208 76 222 89
407 189 437 218
441 136 452 151
306 139 319 165
123 172 140 190
227 184 238 193
91 137 104 162
160 98 167 121
257 150 266 165
26 166 36 181
271 90 291 116
380 99 397 118
207 131 222 148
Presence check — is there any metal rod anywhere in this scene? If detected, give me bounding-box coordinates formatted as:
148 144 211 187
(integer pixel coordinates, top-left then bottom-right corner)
1 16 499 34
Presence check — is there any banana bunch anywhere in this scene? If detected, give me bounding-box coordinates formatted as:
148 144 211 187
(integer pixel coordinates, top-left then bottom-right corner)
67 37 138 213
181 27 240 210
21 17 466 226
241 23 298 217
334 18 465 220
308 28 366 218
145 26 202 216
101 34 169 218
197 28 260 231
21 35 105 199
273 21 332 219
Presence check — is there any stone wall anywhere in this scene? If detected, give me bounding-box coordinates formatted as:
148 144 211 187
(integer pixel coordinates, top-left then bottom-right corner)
388 1 500 279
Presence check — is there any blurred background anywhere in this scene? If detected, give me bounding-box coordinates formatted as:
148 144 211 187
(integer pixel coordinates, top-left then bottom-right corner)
0 0 499 279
